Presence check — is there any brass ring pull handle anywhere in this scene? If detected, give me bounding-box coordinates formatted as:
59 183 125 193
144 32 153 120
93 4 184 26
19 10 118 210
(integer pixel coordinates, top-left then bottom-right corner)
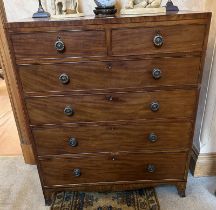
153 34 164 47
152 68 162 80
69 137 78 147
55 36 65 52
148 133 158 143
73 168 81 177
64 106 74 116
59 73 70 84
150 102 160 112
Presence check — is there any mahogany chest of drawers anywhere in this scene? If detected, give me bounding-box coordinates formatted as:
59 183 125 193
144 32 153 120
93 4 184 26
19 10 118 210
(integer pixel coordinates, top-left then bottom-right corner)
6 12 211 205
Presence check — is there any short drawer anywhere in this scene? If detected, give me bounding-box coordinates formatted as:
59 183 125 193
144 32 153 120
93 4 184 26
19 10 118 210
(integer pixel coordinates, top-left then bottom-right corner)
19 57 201 93
33 122 192 156
112 24 206 56
11 30 106 59
25 89 197 125
40 152 187 187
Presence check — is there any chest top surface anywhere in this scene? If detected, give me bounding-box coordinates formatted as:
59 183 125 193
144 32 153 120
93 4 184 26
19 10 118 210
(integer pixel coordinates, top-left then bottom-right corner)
6 11 211 29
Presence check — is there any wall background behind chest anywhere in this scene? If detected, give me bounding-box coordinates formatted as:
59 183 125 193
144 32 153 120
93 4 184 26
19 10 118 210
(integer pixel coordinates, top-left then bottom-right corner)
3 0 204 21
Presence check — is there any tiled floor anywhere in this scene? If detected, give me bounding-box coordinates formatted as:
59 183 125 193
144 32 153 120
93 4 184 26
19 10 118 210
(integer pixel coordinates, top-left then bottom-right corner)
0 79 22 155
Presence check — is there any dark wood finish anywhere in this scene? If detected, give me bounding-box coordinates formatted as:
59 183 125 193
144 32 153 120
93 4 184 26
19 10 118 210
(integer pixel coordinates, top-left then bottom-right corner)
19 57 201 94
11 30 106 59
39 152 187 187
112 24 206 56
14 52 203 66
25 90 196 125
2 10 211 204
7 11 211 29
0 67 4 79
176 182 187 197
33 121 192 156
43 180 187 191
24 89 197 124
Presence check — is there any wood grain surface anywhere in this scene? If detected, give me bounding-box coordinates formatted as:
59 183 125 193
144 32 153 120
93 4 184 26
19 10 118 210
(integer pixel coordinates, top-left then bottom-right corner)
11 30 106 59
19 57 201 94
39 152 187 187
7 11 211 29
25 89 197 125
112 24 206 56
33 121 192 156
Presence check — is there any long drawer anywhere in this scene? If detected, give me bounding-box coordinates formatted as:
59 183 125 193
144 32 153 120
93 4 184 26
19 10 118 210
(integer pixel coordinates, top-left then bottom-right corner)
19 57 201 93
112 24 205 56
33 122 192 156
11 30 106 59
40 152 187 187
26 89 197 125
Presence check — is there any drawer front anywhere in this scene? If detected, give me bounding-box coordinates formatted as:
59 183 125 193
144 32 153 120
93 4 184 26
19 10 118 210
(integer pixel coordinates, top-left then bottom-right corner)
40 152 187 186
19 57 200 93
112 24 206 56
26 90 197 125
33 122 192 156
11 30 106 59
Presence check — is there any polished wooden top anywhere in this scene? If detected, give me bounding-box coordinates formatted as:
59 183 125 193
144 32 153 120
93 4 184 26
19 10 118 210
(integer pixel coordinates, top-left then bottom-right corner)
6 11 211 28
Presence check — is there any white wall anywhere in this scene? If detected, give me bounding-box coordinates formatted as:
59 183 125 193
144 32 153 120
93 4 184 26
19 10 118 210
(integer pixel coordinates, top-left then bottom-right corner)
198 0 216 154
3 0 205 21
201 48 216 153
